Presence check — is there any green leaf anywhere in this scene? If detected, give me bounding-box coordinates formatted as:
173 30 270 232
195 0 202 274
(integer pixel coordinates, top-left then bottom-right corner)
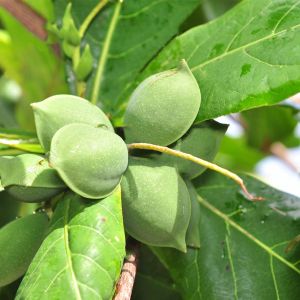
141 0 300 122
0 142 44 154
132 245 181 300
54 0 199 120
241 104 298 150
151 171 300 299
0 127 37 140
16 190 125 299
0 191 19 228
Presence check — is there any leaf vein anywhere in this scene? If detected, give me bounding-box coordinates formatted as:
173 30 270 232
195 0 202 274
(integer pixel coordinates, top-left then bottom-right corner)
69 224 122 259
119 0 167 19
225 224 238 300
77 280 101 299
19 236 64 294
191 23 300 72
270 255 281 300
97 203 122 225
44 266 68 292
64 198 82 300
197 196 300 275
272 0 300 33
72 252 114 283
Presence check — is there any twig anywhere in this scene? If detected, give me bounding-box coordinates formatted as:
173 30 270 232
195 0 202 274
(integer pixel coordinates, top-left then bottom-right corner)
127 142 264 201
270 142 300 174
0 0 47 40
113 243 139 300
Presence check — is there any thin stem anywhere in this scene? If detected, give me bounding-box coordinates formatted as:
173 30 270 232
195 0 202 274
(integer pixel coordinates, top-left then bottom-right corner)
270 142 300 174
127 143 264 201
73 0 109 67
79 0 109 38
72 0 109 96
91 0 123 105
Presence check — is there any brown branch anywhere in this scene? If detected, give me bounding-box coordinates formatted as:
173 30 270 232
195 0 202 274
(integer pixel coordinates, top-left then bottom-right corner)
270 142 300 174
113 243 139 300
0 0 47 40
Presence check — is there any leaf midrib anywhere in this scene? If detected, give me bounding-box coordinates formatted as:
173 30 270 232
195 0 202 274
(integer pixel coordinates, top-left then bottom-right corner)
63 197 82 300
197 196 300 275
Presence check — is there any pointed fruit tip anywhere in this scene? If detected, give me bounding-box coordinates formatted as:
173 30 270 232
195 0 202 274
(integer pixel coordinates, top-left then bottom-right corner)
178 59 193 75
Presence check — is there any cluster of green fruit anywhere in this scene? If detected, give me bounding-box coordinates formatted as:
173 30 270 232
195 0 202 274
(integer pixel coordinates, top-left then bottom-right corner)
0 93 129 287
0 59 223 286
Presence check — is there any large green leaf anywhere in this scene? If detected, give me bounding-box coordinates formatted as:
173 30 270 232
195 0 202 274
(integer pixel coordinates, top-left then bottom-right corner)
16 190 125 299
151 171 300 299
54 0 199 122
140 0 300 122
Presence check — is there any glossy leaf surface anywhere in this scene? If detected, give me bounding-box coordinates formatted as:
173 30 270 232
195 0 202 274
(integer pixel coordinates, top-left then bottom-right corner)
142 0 300 122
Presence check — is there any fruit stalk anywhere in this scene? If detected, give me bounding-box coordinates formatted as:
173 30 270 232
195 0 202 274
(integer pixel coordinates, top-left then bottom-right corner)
127 143 263 201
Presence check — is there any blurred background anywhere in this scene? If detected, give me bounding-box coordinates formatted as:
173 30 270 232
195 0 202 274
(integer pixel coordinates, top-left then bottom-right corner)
0 0 299 198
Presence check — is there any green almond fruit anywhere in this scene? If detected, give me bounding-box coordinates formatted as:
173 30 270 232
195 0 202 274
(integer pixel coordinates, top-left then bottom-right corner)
0 154 65 202
185 180 201 248
32 94 114 151
124 59 201 146
158 120 227 179
0 213 48 287
50 123 128 199
121 157 191 252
